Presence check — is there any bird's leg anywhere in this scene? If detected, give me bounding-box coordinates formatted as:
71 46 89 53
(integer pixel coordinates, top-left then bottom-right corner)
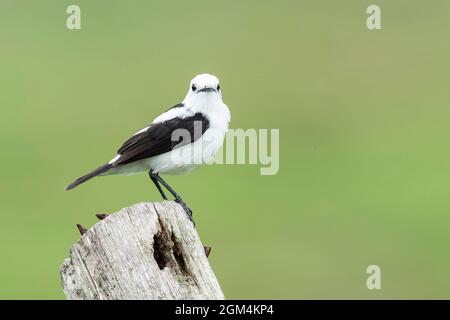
151 173 195 226
149 171 168 200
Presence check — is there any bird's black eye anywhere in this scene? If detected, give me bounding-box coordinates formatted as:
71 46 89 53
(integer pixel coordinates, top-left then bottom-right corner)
191 84 197 91
217 84 220 91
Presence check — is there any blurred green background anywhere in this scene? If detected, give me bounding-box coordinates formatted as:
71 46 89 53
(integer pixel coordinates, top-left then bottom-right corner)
1 0 450 299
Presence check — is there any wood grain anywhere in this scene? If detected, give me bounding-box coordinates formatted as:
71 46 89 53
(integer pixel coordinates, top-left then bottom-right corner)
60 201 224 300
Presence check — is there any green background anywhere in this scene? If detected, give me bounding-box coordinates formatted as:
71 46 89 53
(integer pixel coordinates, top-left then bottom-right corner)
1 0 450 299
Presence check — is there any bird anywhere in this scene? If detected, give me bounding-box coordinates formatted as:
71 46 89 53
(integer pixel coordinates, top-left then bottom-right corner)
65 73 231 225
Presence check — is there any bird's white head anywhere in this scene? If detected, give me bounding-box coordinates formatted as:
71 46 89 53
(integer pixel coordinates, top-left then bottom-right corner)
184 73 222 105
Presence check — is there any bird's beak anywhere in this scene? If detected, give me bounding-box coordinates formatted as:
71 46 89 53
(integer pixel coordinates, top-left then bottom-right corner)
198 87 216 93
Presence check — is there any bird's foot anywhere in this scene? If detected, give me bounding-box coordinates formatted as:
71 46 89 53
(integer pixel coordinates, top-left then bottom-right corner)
175 198 195 227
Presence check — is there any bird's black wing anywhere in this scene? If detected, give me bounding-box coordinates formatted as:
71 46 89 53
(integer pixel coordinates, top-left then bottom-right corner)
64 110 209 191
115 112 209 166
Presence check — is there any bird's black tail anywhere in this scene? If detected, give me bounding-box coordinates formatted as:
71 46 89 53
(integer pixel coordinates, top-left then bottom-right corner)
65 163 113 191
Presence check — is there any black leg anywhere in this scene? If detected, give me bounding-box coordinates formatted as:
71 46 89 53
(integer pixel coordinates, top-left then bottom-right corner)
154 174 181 200
149 171 168 200
150 172 195 226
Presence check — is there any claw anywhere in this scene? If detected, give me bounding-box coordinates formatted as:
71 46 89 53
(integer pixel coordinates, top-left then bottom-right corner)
204 246 211 258
175 199 195 226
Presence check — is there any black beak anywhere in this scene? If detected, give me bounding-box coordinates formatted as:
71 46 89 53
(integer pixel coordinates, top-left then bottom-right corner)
198 87 216 93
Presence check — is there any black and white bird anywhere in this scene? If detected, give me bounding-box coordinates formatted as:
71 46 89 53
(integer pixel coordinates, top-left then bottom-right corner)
65 73 231 225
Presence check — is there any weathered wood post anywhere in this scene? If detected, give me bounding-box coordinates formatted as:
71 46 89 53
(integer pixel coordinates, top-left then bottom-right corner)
60 201 224 300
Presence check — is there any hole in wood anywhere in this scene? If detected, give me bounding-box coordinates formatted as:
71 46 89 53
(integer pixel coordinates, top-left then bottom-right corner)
152 231 172 270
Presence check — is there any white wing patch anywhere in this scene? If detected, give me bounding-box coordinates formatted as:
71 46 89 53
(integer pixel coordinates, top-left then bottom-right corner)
108 154 121 164
152 106 193 124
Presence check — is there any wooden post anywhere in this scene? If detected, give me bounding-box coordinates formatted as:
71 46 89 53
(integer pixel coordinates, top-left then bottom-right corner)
60 201 224 300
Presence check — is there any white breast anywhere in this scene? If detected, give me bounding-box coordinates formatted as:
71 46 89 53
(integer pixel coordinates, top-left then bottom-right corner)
150 99 230 175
